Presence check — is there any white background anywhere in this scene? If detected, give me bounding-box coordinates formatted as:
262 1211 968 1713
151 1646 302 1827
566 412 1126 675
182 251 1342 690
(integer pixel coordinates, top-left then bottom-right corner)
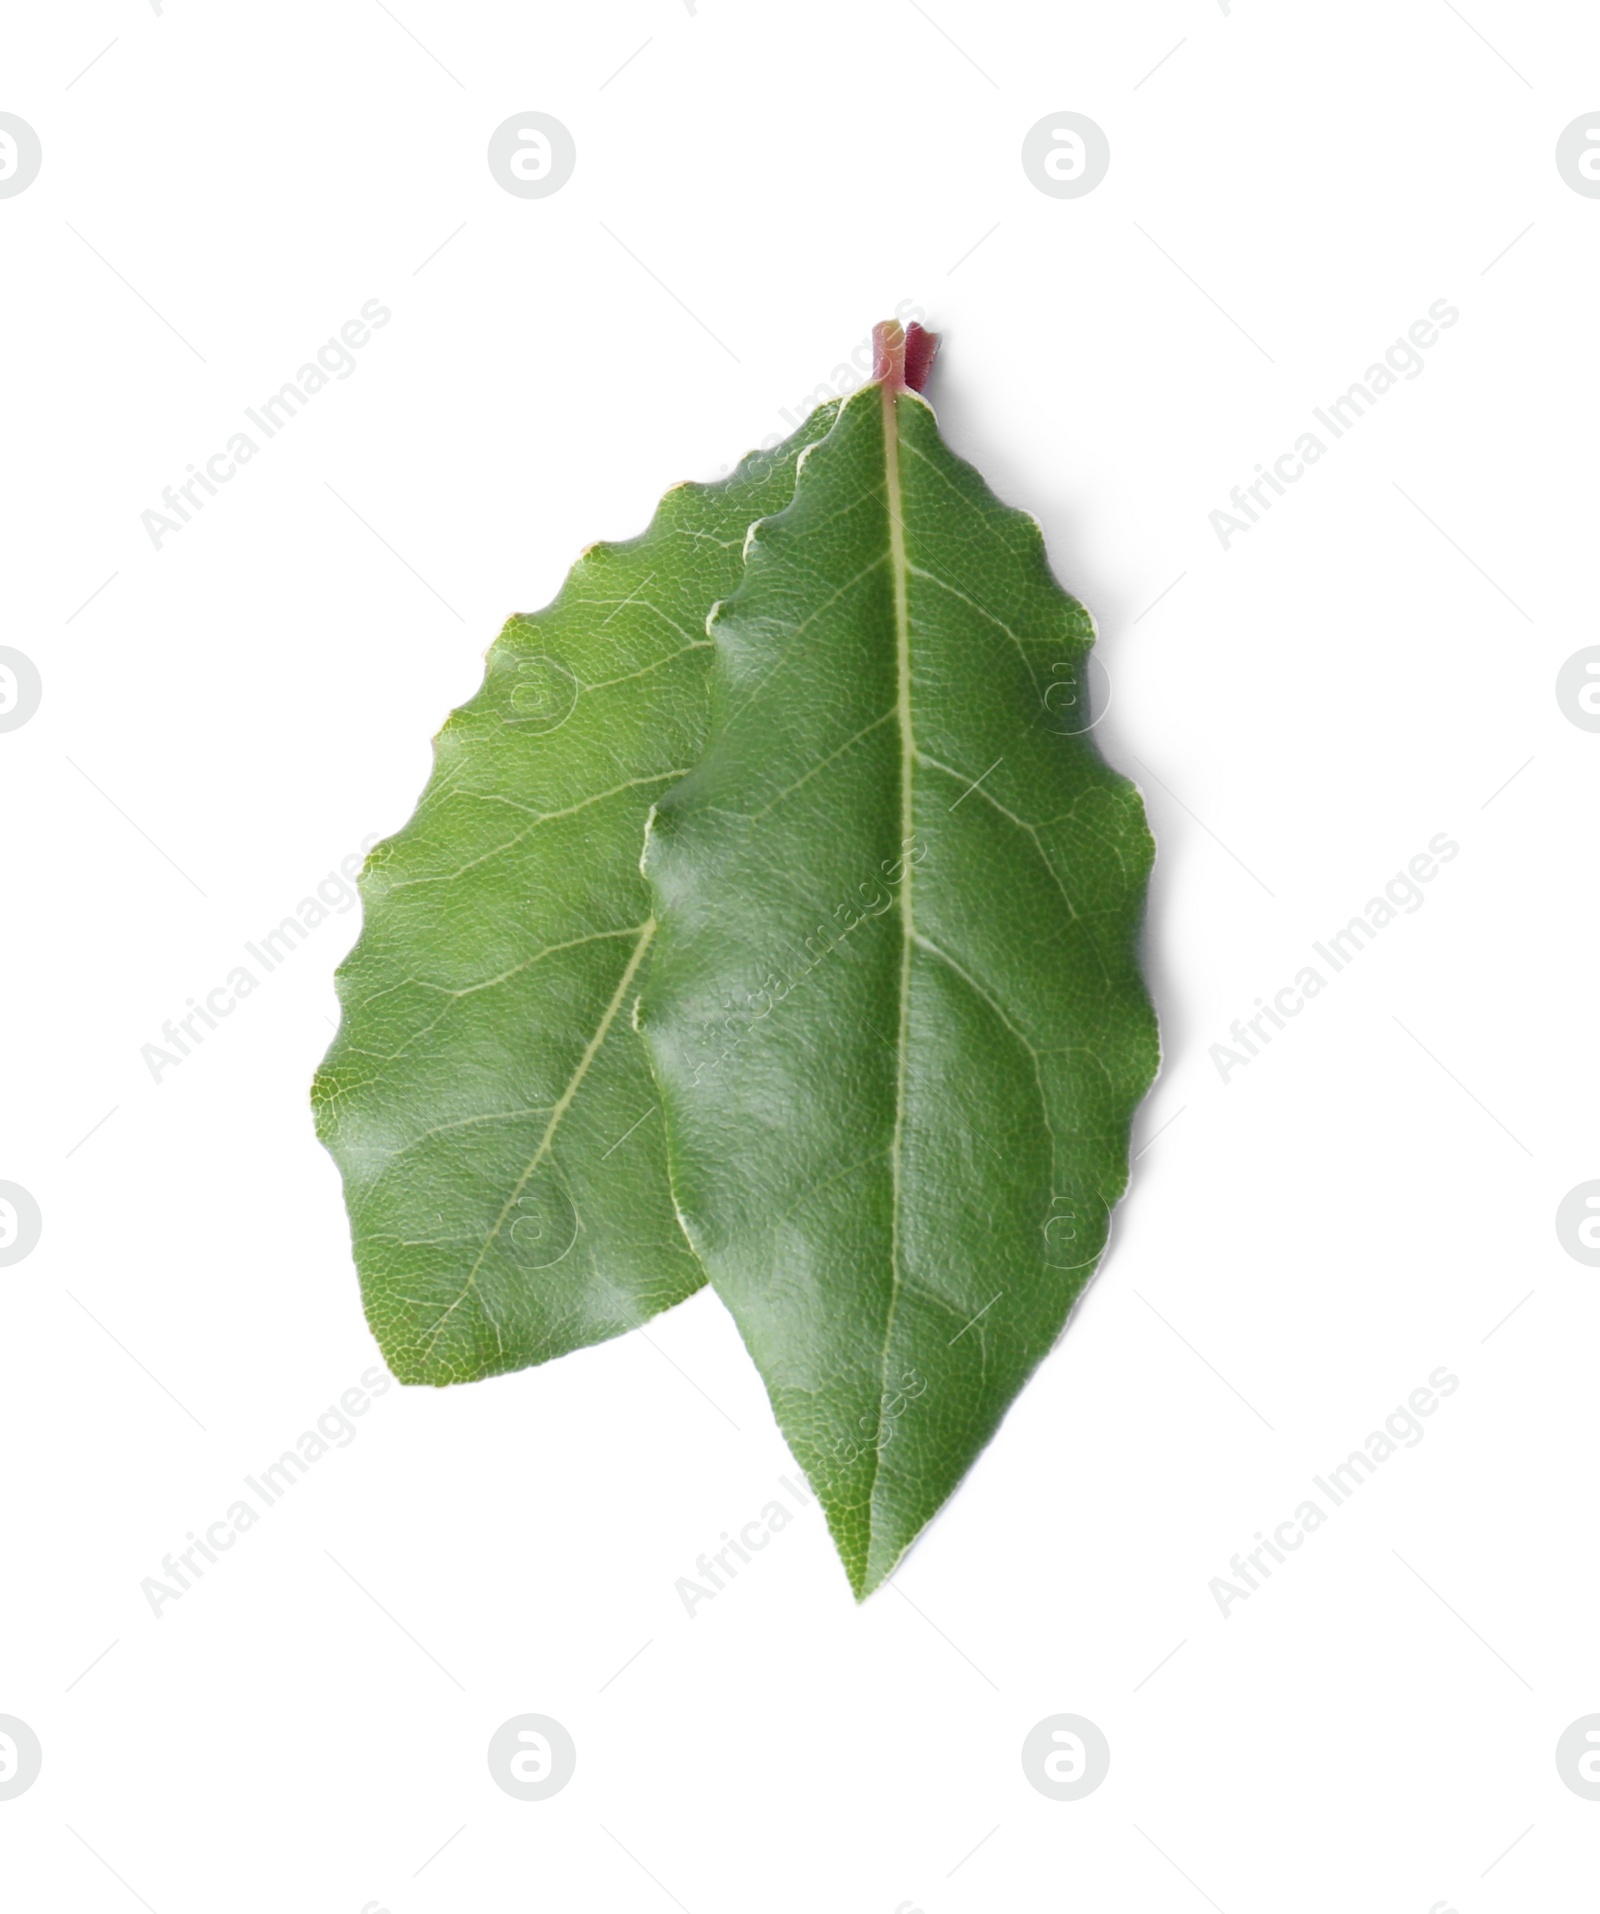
3 1 1597 1908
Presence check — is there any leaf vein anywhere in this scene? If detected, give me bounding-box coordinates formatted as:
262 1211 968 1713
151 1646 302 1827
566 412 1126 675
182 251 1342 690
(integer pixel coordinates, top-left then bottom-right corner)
905 563 1044 699
383 775 690 886
414 920 658 1366
709 709 897 822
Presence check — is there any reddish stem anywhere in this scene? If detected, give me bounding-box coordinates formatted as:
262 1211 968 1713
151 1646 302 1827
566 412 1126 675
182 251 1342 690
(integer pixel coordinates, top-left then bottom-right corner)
903 322 938 392
872 319 940 393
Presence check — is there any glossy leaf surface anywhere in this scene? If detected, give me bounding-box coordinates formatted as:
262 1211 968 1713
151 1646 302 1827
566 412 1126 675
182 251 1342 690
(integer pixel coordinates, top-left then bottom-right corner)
314 410 836 1383
640 337 1157 1593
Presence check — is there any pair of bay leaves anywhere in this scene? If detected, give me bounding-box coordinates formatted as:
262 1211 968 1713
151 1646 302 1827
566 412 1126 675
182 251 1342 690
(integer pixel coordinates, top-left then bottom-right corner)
313 322 1158 1599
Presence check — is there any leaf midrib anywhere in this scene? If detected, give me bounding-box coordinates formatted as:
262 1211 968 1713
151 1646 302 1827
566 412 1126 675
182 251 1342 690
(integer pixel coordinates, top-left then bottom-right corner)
417 916 658 1364
871 378 916 1579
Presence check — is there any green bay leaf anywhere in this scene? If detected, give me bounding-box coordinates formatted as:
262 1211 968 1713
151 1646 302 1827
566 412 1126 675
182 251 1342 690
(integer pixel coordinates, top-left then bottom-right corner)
640 330 1158 1594
313 407 837 1384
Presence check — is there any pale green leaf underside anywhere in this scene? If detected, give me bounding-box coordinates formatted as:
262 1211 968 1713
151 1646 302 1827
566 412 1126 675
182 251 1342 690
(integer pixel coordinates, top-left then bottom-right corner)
313 409 837 1384
640 381 1158 1595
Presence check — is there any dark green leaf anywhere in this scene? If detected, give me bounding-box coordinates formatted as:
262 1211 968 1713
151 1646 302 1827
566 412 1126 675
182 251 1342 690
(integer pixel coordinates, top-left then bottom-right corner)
313 408 837 1383
639 332 1157 1593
